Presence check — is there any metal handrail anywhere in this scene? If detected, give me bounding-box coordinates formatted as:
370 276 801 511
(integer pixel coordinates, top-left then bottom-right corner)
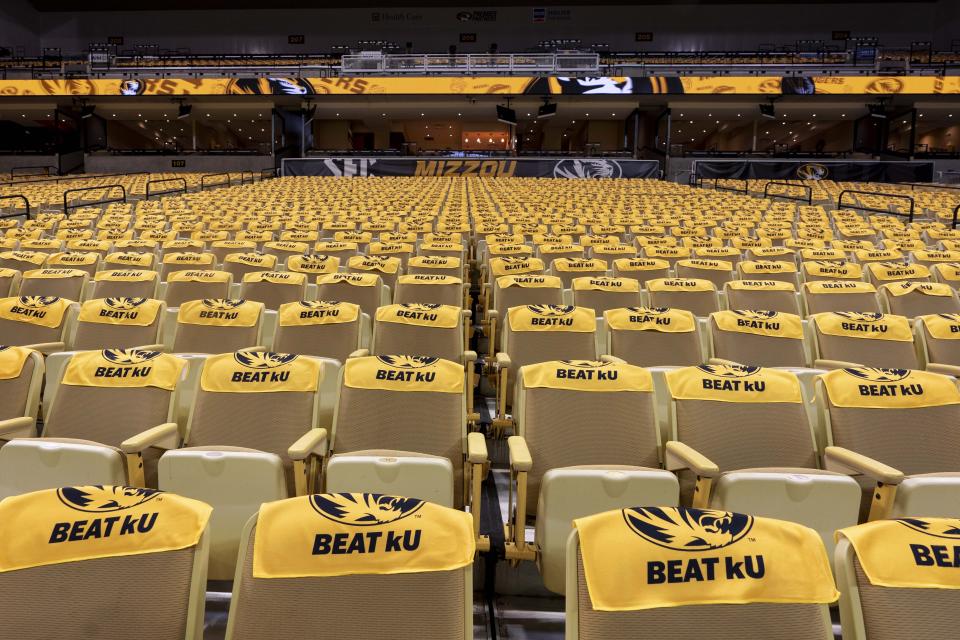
5 171 149 187
0 195 31 221
200 172 231 191
763 181 813 204
145 177 187 200
63 183 126 216
260 168 278 180
837 189 915 222
9 165 56 179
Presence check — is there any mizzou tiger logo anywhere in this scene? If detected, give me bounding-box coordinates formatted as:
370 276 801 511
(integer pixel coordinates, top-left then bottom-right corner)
526 304 574 316
375 355 439 369
625 507 753 551
202 299 246 310
101 349 163 365
834 311 885 322
796 163 829 180
233 351 298 369
300 300 342 309
897 517 960 539
398 303 442 311
731 310 779 320
57 486 160 513
104 297 147 311
697 363 762 378
17 296 60 307
842 367 910 382
627 306 670 314
559 360 608 368
310 493 424 526
938 313 960 322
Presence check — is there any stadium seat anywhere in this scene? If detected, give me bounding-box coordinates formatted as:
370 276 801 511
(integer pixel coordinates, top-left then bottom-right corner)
724 280 801 315
675 258 735 289
611 257 671 285
604 307 704 367
879 281 960 317
89 269 160 300
738 260 801 287
272 300 369 363
393 273 466 308
347 254 402 293
239 271 307 310
809 312 918 368
0 268 20 298
172 299 265 353
163 270 233 308
709 310 808 367
73 297 166 350
0 345 43 427
210 240 257 264
20 268 88 301
549 257 608 289
408 254 463 279
646 278 720 317
316 272 388 318
0 250 47 273
223 252 278 281
45 251 101 278
802 281 881 316
865 261 931 287
486 273 564 356
0 296 79 353
103 250 157 271
285 253 340 278
160 251 217 280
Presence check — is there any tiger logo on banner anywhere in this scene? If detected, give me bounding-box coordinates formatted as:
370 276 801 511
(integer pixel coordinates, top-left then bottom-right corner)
624 507 753 552
310 493 424 526
58 485 160 513
234 351 298 370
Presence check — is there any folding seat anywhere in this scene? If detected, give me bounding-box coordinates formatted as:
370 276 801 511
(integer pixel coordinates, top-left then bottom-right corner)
163 270 233 308
502 360 679 592
590 242 636 263
865 260 931 287
285 253 339 278
159 239 206 259
641 245 690 269
932 262 960 289
494 305 597 430
18 238 63 255
418 239 465 261
801 259 864 283
19 268 89 301
44 251 101 278
836 518 960 640
112 238 157 255
0 250 46 273
0 268 20 298
486 274 564 356
646 278 720 317
313 240 359 261
549 257 608 289
273 300 367 363
90 269 161 301
222 251 277 281
738 259 800 286
347 254 401 293
160 251 217 280
73 297 166 350
879 281 960 318
916 313 960 374
235 230 274 249
172 299 265 354
709 310 807 367
611 257 670 286
66 238 113 258
819 367 960 519
0 295 78 353
810 312 918 368
724 279 800 315
393 273 465 308
603 307 702 367
239 271 307 310
261 240 309 263
746 246 796 263
210 239 258 264
316 272 386 319
0 345 43 428
367 241 414 270
912 249 960 270
538 243 585 268
664 364 861 554
674 258 735 289
692 245 741 267
566 507 837 639
0 348 187 496
802 281 881 315
480 255 544 313
103 250 156 271
224 493 474 639
0 485 210 640
571 276 641 316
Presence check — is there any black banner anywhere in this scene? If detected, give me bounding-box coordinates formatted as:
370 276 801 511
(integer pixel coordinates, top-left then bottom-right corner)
694 160 934 183
283 157 661 179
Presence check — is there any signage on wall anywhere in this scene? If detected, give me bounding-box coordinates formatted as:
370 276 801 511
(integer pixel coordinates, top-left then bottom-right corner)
107 36 124 46
459 33 477 43
635 32 654 42
288 35 305 45
456 10 497 22
171 160 186 168
832 30 851 41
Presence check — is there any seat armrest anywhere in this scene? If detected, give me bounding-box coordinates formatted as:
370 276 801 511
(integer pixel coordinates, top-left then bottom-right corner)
348 348 369 359
814 358 864 370
824 446 905 485
21 341 65 354
0 416 35 439
664 441 719 478
507 435 532 472
487 308 499 320
495 352 512 369
463 350 477 364
926 362 960 378
288 428 329 461
467 432 488 464
120 422 179 453
599 354 626 364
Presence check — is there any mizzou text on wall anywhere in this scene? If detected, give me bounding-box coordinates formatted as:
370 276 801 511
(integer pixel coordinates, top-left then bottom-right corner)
282 157 661 179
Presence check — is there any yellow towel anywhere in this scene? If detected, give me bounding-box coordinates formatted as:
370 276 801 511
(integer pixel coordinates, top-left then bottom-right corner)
0 345 34 380
812 312 912 341
62 349 186 390
920 313 960 339
820 367 960 409
521 360 652 392
712 310 803 339
78 297 162 326
177 299 262 327
666 365 802 404
200 351 321 393
604 307 696 333
278 300 360 326
0 295 73 328
507 305 595 332
343 355 463 393
376 303 460 328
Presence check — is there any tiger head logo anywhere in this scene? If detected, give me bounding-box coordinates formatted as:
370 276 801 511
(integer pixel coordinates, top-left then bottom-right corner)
841 367 910 382
101 349 162 365
375 355 439 369
300 300 341 309
201 299 246 310
399 303 442 311
627 307 671 314
233 351 298 369
731 310 778 320
57 485 160 513
624 507 753 551
104 297 147 311
937 313 960 323
834 311 885 322
310 493 424 526
697 363 762 378
897 517 960 539
526 304 574 316
16 296 60 307
796 163 829 180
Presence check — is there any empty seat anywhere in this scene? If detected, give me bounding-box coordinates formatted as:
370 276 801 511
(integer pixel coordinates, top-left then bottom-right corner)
604 307 703 367
160 251 217 280
164 270 233 308
566 507 837 639
262 240 309 262
879 281 960 318
393 274 465 308
0 250 46 273
738 259 800 286
487 274 564 356
0 296 78 352
210 239 258 264
0 268 20 298
372 303 466 362
103 251 156 271
313 240 359 261
802 281 881 315
367 241 414 269
223 252 277 281
550 257 608 289
239 271 307 310
932 262 960 289
0 345 43 426
916 313 960 372
408 254 463 279
316 272 385 319
20 268 88 301
172 299 265 354
709 310 807 367
0 485 210 640
647 278 720 317
224 493 474 639
571 276 642 316
801 260 864 283
273 300 366 363
285 253 339 278
811 312 918 368
44 251 101 278
675 258 735 289
347 255 402 293
724 280 800 315
74 297 166 350
866 261 931 287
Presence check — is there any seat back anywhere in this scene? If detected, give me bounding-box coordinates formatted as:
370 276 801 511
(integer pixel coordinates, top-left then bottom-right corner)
373 304 463 362
273 301 365 363
164 270 233 308
880 282 960 318
74 297 166 350
503 305 598 391
493 275 564 320
571 277 642 316
811 312 918 368
209 240 258 264
646 278 719 317
738 260 800 286
261 240 309 262
222 252 278 281
90 269 160 300
316 272 384 318
160 251 217 280
675 259 734 289
801 260 864 283
917 314 960 366
0 485 210 640
724 280 800 315
20 268 88 300
550 257 608 289
347 255 401 293
408 254 463 279
285 254 340 278
173 299 264 354
103 251 157 272
226 495 472 640
710 310 807 367
611 258 670 287
567 508 835 640
604 307 702 367
239 271 307 310
0 346 43 421
0 268 20 298
393 274 463 307
866 261 931 287
802 281 881 315
0 295 78 346
45 251 101 278
0 250 47 273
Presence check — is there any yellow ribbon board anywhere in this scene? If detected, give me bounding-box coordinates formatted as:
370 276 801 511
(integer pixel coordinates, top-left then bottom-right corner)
613 258 670 272
507 305 596 332
287 254 340 275
496 274 562 289
867 261 931 281
252 493 475 579
0 295 73 328
347 255 401 274
375 303 460 328
920 313 960 340
241 271 307 285
712 310 804 339
571 276 640 292
0 486 211 573
199 351 321 393
802 261 863 279
0 345 33 380
739 260 798 275
521 360 652 392
820 367 960 409
574 507 837 611
604 307 696 333
177 299 263 327
61 350 186 390
838 518 960 589
647 278 715 292
78 297 162 326
812 312 912 341
489 256 544 277
317 272 380 287
343 355 464 393
726 280 795 292
881 281 954 297
278 300 360 326
666 365 803 403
